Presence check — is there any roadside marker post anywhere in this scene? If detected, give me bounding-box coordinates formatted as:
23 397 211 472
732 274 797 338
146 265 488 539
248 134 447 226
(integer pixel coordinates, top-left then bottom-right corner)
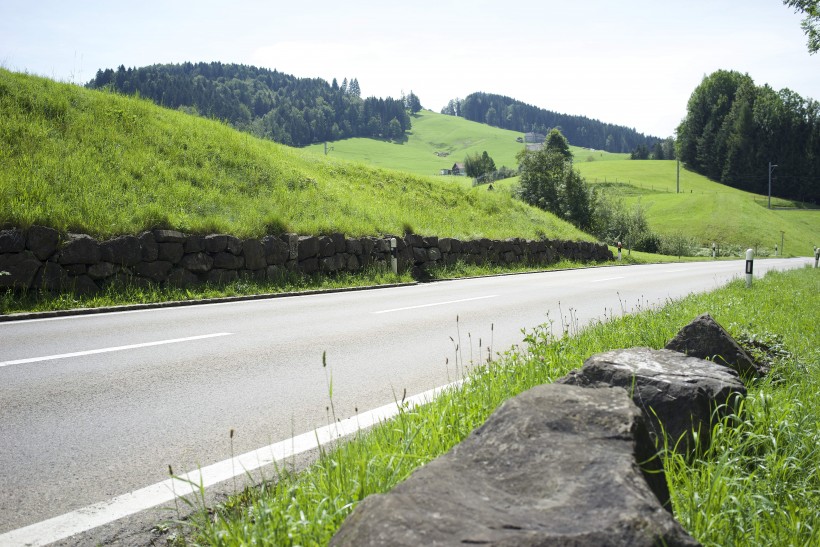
745 249 754 288
712 242 716 259
814 246 819 268
617 241 622 261
390 238 398 275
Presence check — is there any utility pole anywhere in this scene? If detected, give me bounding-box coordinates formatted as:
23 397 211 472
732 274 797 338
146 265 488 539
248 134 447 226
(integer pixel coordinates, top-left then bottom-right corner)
676 160 680 194
768 162 778 209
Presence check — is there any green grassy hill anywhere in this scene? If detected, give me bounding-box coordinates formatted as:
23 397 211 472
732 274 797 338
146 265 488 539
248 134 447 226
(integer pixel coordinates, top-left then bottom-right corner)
304 111 818 256
0 70 592 242
305 110 627 177
574 160 819 256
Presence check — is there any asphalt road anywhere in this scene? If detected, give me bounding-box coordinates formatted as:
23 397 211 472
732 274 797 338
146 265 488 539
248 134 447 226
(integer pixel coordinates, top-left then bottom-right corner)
0 258 811 545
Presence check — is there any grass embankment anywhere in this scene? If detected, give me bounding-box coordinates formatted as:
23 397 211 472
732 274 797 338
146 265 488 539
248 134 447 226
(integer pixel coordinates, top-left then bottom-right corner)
575 160 819 255
0 70 589 242
177 267 819 546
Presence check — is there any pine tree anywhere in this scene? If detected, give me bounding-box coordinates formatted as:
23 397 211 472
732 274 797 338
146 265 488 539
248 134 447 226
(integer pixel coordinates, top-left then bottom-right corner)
349 78 361 97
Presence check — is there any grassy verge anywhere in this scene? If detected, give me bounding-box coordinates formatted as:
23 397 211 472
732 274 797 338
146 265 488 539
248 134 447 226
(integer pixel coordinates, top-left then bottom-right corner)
172 267 819 546
0 258 619 316
0 266 414 316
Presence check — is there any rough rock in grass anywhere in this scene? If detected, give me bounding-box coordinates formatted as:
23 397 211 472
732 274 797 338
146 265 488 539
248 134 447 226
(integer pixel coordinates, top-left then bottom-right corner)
665 313 766 378
331 384 699 547
556 348 746 453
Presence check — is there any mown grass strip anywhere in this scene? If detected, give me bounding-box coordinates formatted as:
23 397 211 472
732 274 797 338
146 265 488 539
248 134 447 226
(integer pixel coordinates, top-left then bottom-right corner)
174 267 818 546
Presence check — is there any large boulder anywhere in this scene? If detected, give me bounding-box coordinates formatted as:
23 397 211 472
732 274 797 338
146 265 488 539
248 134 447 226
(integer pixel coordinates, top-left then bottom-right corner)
665 313 765 378
557 347 746 453
331 384 698 547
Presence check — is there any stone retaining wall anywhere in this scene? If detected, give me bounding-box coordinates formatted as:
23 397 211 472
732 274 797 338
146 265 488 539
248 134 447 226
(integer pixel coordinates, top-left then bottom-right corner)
0 227 613 294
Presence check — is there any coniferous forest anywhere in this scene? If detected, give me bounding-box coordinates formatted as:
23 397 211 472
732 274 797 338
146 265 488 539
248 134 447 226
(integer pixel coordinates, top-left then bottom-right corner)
441 92 659 153
87 62 415 146
677 70 819 203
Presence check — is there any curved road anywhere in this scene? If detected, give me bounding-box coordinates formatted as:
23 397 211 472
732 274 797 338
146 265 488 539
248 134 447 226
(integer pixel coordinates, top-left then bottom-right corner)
0 258 811 545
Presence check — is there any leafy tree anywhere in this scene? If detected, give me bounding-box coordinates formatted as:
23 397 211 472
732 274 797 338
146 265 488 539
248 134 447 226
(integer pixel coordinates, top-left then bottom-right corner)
545 128 572 159
561 168 596 231
783 0 820 54
441 98 461 117
593 199 651 255
387 117 403 141
517 128 596 229
677 69 819 202
464 151 496 177
405 90 422 113
517 147 565 214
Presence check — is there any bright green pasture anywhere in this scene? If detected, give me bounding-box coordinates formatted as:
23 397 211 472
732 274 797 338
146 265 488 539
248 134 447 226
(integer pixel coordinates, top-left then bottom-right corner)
305 110 627 177
0 70 591 242
576 160 820 255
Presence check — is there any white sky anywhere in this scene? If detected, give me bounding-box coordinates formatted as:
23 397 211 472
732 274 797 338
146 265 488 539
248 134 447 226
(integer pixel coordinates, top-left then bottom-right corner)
1 0 817 138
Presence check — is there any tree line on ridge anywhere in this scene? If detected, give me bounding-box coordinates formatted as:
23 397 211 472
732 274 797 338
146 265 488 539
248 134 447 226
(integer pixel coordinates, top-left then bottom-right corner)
87 62 416 146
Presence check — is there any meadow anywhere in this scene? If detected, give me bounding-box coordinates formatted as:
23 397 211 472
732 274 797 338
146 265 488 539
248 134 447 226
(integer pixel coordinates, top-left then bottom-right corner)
303 112 818 256
575 160 819 255
176 266 819 546
304 109 625 177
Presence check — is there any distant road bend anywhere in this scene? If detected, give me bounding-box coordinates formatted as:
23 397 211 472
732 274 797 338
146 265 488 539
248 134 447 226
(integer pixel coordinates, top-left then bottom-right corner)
0 258 811 546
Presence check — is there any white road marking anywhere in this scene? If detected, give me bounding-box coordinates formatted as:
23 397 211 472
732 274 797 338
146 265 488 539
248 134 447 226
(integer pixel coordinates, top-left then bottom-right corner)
372 295 499 314
589 276 625 283
0 333 233 368
0 380 463 547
